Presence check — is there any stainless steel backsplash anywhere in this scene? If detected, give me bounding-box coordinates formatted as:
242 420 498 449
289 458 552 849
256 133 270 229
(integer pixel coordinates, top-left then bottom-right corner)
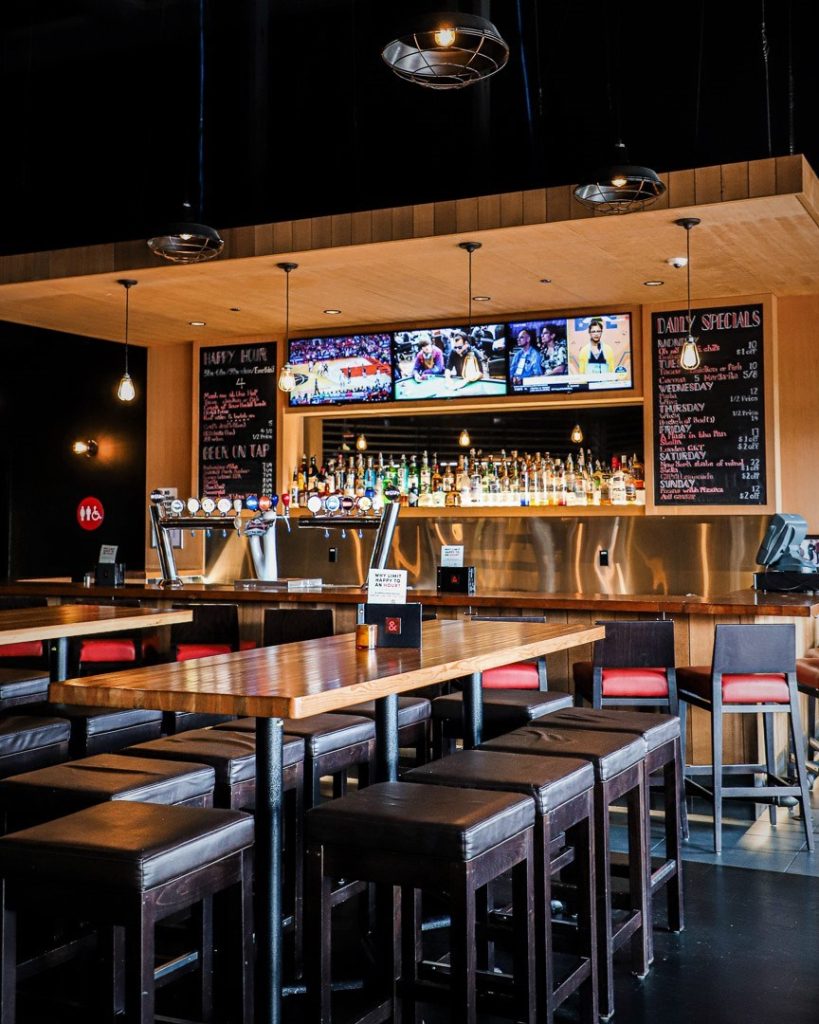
204 514 768 596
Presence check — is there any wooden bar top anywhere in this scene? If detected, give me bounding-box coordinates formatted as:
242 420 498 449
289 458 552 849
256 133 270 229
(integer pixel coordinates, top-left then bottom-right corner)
0 604 192 643
3 581 818 617
51 620 604 720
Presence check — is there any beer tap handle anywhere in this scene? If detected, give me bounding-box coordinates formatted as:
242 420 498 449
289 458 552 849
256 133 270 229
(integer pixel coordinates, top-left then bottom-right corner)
324 529 330 540
280 492 291 532
341 529 347 540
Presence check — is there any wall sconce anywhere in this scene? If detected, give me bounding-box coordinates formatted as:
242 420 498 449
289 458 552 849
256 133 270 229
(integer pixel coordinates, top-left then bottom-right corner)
355 433 368 452
570 424 584 444
72 440 98 458
458 428 471 447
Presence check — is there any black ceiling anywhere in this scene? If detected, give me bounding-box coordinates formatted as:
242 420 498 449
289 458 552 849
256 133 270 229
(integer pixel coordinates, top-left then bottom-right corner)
1 0 816 257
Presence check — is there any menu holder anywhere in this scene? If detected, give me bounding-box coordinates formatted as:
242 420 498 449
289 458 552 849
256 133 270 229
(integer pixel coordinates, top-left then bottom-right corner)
436 566 476 595
356 602 422 649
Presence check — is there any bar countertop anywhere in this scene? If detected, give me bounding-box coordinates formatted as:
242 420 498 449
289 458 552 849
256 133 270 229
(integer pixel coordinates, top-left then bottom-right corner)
2 580 817 617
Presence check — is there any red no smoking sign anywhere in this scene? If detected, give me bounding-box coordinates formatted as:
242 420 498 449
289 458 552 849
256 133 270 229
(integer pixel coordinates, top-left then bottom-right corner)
77 496 105 531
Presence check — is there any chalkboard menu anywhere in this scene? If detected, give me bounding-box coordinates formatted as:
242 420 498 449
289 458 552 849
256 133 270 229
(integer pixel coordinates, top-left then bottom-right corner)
199 343 276 498
652 302 765 506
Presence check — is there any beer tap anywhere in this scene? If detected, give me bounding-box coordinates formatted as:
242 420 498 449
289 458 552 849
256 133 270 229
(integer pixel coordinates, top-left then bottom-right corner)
280 492 291 532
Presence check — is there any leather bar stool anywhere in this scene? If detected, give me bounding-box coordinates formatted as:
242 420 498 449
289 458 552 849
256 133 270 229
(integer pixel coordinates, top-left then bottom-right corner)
539 708 684 948
0 716 71 777
677 623 814 855
306 781 537 1024
162 710 236 734
482 723 650 1021
0 753 216 833
471 615 551 690
0 802 254 1024
170 602 241 661
215 713 375 810
405 751 597 1024
431 690 574 759
335 696 432 766
10 703 163 757
0 599 49 672
0 669 49 712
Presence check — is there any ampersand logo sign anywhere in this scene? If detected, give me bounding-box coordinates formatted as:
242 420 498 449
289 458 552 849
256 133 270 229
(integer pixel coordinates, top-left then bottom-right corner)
77 496 105 531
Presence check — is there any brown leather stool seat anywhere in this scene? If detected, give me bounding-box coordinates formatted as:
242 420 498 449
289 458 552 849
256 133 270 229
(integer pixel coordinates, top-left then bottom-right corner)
306 781 537 1023
0 670 50 712
336 696 431 765
538 708 684 948
0 753 216 832
0 716 71 777
431 689 573 758
482 723 650 1021
0 802 254 1023
405 751 597 1023
10 703 163 757
162 711 237 735
216 713 375 809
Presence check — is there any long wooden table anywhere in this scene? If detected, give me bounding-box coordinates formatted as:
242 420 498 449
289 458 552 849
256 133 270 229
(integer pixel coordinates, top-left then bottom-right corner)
0 604 193 679
51 618 604 1024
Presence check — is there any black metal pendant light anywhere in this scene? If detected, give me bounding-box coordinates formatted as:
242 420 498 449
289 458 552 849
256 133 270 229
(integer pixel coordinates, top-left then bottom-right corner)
382 11 509 90
574 141 666 215
147 0 223 263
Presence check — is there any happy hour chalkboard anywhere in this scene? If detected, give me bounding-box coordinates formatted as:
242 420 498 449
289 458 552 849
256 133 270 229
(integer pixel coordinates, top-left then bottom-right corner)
198 343 276 499
652 302 765 506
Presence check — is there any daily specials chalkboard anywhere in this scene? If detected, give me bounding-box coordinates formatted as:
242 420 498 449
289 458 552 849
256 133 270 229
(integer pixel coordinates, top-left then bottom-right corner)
199 343 276 498
652 302 765 506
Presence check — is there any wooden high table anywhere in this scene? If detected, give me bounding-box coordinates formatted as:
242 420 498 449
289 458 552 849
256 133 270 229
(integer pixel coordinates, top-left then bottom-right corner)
0 604 193 679
51 617 604 1024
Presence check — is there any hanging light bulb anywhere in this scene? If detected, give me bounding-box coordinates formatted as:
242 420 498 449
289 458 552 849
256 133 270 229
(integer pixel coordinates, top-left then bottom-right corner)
276 262 299 393
433 25 456 47
116 279 137 402
574 141 666 214
675 217 702 370
458 428 471 447
570 424 584 444
355 433 368 452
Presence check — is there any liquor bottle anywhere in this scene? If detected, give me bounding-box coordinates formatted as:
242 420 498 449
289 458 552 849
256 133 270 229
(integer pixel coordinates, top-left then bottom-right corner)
470 455 483 506
399 452 409 495
290 469 299 509
431 453 445 507
610 464 627 505
458 454 472 506
364 455 375 493
419 450 431 494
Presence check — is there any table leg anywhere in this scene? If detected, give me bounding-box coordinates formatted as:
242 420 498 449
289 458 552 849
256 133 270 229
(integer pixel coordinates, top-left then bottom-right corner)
49 637 69 682
463 671 483 749
255 717 284 1024
375 693 399 782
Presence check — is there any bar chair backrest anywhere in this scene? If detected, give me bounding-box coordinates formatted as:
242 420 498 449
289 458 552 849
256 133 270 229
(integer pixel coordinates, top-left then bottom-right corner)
170 603 240 660
593 619 676 671
471 614 550 690
263 608 334 647
711 623 795 679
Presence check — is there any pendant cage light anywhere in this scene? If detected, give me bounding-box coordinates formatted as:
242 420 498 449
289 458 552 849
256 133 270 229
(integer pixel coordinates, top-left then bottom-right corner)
277 262 299 393
382 12 509 90
574 141 666 215
147 0 223 262
458 239 481 330
676 217 702 370
116 278 137 402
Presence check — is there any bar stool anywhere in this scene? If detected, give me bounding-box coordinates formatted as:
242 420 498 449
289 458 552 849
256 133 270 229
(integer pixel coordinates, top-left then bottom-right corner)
0 669 49 712
215 713 375 809
0 802 254 1023
0 716 71 777
11 703 163 757
431 690 573 759
677 623 814 855
471 616 551 690
335 696 431 766
405 751 597 1024
306 781 536 1024
482 722 650 1021
170 603 241 661
0 599 49 672
539 708 684 943
262 608 334 646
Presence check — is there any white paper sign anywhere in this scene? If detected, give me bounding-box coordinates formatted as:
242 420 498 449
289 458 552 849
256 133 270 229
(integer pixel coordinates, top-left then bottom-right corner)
367 569 408 604
98 544 118 564
440 545 464 567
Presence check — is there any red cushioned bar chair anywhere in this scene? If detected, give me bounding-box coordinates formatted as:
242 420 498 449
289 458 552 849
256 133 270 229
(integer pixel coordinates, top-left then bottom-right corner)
472 616 550 690
677 623 814 855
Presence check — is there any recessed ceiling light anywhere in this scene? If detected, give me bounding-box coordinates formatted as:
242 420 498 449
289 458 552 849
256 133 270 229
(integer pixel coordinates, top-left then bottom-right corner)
539 278 552 284
323 308 342 315
188 320 207 326
472 295 491 302
643 280 664 287
229 307 241 312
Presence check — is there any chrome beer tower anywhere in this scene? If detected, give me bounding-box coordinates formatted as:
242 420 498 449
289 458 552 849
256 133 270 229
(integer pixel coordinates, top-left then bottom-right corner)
298 500 400 588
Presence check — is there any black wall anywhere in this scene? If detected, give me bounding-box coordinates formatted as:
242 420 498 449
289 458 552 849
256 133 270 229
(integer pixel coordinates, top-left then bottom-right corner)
0 322 147 580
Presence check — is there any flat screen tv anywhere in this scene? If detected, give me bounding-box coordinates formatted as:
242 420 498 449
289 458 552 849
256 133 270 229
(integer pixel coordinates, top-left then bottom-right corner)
507 312 633 395
392 324 507 401
287 333 393 406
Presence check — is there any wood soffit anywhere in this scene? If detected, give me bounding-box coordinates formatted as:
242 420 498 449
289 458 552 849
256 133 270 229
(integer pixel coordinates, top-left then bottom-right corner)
0 156 817 348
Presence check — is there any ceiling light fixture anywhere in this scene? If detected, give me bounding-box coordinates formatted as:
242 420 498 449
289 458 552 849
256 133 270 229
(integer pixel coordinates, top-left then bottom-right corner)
116 278 137 402
458 240 481 341
147 0 223 262
676 217 702 370
188 320 207 327
382 12 509 90
472 295 491 302
72 440 98 458
570 424 584 445
643 280 665 287
277 262 299 393
574 141 666 215
323 309 342 315
458 428 471 447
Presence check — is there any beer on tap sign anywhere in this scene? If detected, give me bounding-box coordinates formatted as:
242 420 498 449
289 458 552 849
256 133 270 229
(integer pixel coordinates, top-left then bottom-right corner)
198 343 277 499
